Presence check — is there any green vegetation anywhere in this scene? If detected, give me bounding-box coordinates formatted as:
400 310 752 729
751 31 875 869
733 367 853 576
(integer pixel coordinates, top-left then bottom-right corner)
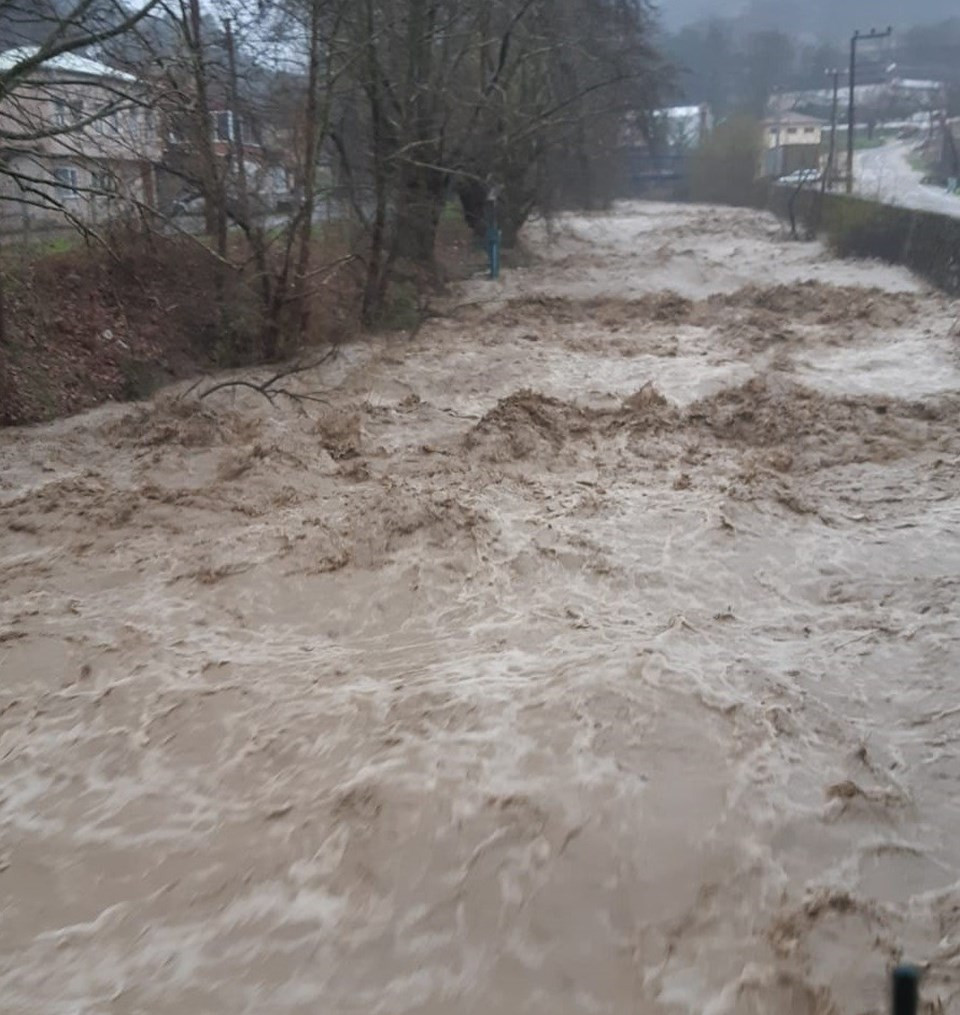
373 280 421 332
0 230 82 265
689 116 763 207
440 200 463 224
762 185 960 296
119 359 167 402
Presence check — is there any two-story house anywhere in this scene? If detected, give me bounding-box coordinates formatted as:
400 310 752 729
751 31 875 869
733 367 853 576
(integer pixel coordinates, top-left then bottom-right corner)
761 112 825 178
159 99 294 219
0 46 162 228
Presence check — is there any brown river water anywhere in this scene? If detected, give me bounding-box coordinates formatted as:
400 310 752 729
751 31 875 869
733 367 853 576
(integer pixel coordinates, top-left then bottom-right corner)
2 203 960 1014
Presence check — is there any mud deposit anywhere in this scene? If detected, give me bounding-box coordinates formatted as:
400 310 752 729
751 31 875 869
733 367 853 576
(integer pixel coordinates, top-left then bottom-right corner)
2 203 960 1013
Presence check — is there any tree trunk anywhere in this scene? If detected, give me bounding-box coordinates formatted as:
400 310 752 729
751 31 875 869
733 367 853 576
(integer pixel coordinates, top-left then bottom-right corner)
362 177 389 325
457 178 486 239
185 0 228 336
288 0 326 345
392 165 445 264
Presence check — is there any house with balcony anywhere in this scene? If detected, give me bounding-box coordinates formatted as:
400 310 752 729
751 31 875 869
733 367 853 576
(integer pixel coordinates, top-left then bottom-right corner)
0 46 162 228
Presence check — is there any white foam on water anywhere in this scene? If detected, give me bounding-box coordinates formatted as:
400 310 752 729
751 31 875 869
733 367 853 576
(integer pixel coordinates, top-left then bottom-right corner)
2 201 959 1013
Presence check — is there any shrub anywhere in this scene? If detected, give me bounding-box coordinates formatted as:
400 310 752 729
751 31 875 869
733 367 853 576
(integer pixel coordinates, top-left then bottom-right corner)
689 116 763 207
761 185 960 297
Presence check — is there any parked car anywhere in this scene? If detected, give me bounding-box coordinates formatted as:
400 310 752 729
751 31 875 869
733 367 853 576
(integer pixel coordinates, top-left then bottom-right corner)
171 192 205 217
776 168 823 186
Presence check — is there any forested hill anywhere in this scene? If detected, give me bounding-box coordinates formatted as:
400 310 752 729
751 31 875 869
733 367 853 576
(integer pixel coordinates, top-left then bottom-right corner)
0 0 129 52
659 0 959 35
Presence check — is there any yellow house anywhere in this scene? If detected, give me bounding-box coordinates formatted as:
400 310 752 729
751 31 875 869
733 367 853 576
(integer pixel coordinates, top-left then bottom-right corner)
761 112 825 178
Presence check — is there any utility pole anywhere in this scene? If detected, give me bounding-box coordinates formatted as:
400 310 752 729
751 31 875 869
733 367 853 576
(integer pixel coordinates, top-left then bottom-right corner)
769 85 782 178
186 0 227 314
822 68 840 195
847 26 893 194
223 17 250 219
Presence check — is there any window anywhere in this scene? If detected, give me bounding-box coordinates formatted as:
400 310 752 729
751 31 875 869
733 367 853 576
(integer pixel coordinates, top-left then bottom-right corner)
53 166 79 197
786 127 798 135
98 109 120 136
213 110 233 142
769 127 777 135
53 97 86 127
93 170 117 193
211 110 252 145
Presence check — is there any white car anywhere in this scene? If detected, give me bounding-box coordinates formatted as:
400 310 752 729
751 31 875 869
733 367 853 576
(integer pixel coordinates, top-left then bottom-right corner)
777 169 823 186
171 193 205 217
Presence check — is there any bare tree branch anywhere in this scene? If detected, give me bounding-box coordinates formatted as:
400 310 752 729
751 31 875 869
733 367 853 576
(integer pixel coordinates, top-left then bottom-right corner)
197 346 338 404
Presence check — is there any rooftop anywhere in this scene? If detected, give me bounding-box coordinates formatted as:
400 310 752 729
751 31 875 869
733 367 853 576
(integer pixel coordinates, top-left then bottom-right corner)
0 46 135 83
764 111 825 126
890 78 942 90
659 105 707 119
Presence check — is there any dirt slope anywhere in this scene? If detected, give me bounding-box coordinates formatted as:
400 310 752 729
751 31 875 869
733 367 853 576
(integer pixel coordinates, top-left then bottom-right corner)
2 203 960 1014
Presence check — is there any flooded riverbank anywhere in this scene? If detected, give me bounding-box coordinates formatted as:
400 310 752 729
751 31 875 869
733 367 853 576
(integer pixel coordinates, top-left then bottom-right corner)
2 202 959 1014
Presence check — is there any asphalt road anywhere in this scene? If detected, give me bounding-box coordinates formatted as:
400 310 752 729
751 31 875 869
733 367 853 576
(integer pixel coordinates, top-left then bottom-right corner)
854 140 960 218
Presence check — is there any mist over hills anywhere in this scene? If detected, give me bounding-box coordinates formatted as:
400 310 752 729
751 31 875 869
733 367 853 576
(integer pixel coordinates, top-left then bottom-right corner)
657 0 958 36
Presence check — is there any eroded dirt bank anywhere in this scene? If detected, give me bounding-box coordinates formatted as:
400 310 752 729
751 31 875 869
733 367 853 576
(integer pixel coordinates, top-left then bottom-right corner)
2 203 960 1014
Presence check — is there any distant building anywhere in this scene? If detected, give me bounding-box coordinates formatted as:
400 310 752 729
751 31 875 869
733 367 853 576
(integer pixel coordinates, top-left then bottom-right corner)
159 93 295 219
761 112 824 178
771 75 945 126
0 46 295 231
617 104 712 194
652 104 713 151
0 46 161 228
888 78 944 106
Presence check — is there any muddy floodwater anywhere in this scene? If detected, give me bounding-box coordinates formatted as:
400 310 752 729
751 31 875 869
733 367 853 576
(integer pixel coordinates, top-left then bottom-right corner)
2 203 960 1014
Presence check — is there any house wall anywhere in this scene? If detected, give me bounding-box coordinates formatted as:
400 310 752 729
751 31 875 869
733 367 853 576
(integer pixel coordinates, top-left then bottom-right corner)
1 70 295 228
765 123 823 149
781 144 822 174
0 151 154 228
0 76 161 163
760 142 822 179
0 70 161 229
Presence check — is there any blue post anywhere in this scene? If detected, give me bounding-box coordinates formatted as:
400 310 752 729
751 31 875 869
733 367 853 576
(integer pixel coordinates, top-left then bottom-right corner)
485 184 501 280
487 223 501 280
892 965 919 1015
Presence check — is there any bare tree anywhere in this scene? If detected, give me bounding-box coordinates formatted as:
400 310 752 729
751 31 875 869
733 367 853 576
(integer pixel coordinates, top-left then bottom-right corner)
0 0 667 388
0 1 167 235
330 0 666 322
116 0 361 359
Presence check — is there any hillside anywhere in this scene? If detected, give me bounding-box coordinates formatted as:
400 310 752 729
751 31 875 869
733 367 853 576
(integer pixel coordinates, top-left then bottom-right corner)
659 0 959 35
